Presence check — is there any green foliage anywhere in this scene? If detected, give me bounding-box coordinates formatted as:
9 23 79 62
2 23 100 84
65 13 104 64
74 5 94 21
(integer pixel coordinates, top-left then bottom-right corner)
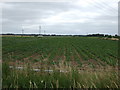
2 36 118 66
2 36 119 88
2 62 119 88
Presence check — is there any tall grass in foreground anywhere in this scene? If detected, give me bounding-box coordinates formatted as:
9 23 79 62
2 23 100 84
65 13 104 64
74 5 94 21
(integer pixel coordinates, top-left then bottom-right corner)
2 61 119 88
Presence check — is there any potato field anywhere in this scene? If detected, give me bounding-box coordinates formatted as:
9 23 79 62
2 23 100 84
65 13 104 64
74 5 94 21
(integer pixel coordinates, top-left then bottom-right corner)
2 36 119 88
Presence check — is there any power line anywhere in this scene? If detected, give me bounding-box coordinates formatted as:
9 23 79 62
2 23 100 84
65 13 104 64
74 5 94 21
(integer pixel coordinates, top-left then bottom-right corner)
84 0 118 15
22 28 24 35
39 25 41 35
44 30 45 35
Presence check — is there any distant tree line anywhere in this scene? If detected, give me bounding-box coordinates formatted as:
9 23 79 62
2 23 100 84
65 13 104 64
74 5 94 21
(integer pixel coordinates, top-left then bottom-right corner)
1 33 119 38
87 34 119 38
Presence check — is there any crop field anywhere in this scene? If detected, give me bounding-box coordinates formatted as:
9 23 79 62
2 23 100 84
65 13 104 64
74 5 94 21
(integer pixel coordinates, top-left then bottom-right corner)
2 36 119 88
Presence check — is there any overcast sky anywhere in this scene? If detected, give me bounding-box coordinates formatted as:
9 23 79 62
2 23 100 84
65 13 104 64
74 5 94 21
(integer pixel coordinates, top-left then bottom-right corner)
1 0 119 35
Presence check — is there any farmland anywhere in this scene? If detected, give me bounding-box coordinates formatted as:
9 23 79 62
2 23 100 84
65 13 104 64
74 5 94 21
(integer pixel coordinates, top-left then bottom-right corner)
2 36 119 88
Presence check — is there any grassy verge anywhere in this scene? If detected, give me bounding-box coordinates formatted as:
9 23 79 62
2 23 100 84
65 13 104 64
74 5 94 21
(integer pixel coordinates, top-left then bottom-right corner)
2 61 119 88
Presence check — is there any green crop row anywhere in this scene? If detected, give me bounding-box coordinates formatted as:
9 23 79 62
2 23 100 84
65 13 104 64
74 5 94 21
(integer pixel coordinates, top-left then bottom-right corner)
2 36 118 66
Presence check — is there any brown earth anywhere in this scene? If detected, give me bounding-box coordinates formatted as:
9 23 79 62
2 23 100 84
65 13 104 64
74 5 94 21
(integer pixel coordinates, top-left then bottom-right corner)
102 37 119 41
6 47 118 72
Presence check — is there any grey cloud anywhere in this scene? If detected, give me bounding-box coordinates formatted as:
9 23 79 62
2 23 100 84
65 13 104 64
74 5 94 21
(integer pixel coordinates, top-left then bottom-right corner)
2 1 118 35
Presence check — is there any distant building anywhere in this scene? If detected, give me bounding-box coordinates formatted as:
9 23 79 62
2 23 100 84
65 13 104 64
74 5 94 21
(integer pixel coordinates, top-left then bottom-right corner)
37 34 43 38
